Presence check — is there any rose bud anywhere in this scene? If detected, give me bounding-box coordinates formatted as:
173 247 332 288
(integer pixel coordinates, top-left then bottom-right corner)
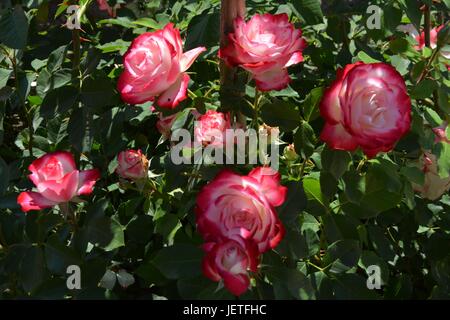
432 122 450 144
156 112 178 139
116 149 149 180
202 237 259 297
194 110 231 146
413 153 450 201
284 144 299 161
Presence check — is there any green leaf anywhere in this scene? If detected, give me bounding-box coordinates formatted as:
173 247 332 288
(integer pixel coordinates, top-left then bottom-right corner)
0 156 9 195
360 160 402 215
0 67 12 89
411 79 438 99
357 51 381 63
85 216 125 252
323 240 361 273
0 102 4 145
279 181 307 226
389 38 410 54
321 146 352 180
433 141 450 179
47 45 68 73
321 273 379 299
260 100 301 132
303 176 328 215
0 5 29 49
302 87 324 122
367 226 396 262
294 121 316 158
398 0 422 31
40 86 78 118
400 166 425 185
97 39 131 54
152 244 203 280
81 75 118 108
390 55 410 76
36 68 71 97
185 10 220 51
267 266 316 299
20 246 45 293
126 214 153 244
132 17 160 29
45 234 81 274
68 107 93 153
290 0 323 25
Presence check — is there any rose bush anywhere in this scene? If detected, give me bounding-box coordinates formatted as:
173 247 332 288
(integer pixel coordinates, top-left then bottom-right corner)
0 0 449 300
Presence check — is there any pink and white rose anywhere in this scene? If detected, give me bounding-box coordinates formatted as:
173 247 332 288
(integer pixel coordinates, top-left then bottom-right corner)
117 23 206 108
202 237 259 296
219 13 307 91
319 62 411 158
196 167 287 253
17 151 100 212
97 0 120 17
398 24 450 59
194 110 231 146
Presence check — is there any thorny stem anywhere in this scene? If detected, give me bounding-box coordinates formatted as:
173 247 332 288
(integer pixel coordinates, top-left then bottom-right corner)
423 4 431 48
220 0 246 127
60 203 77 230
4 47 34 157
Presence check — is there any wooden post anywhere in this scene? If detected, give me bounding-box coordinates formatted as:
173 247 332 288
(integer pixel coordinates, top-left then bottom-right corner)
220 0 246 123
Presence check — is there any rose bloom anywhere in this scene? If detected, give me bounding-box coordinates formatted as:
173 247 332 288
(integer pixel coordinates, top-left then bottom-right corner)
116 149 149 180
397 24 450 59
156 113 178 139
97 0 120 17
194 110 231 146
219 13 306 91
202 237 259 296
413 153 450 201
196 167 287 253
320 62 411 158
17 151 100 212
117 23 206 108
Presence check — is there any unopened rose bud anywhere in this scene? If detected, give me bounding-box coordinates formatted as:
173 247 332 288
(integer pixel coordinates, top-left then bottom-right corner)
116 149 149 180
432 122 450 144
259 123 280 144
284 144 299 161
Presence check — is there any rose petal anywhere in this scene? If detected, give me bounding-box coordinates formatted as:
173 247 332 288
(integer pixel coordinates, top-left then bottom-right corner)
180 47 206 72
17 191 57 212
78 169 101 196
157 73 190 108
